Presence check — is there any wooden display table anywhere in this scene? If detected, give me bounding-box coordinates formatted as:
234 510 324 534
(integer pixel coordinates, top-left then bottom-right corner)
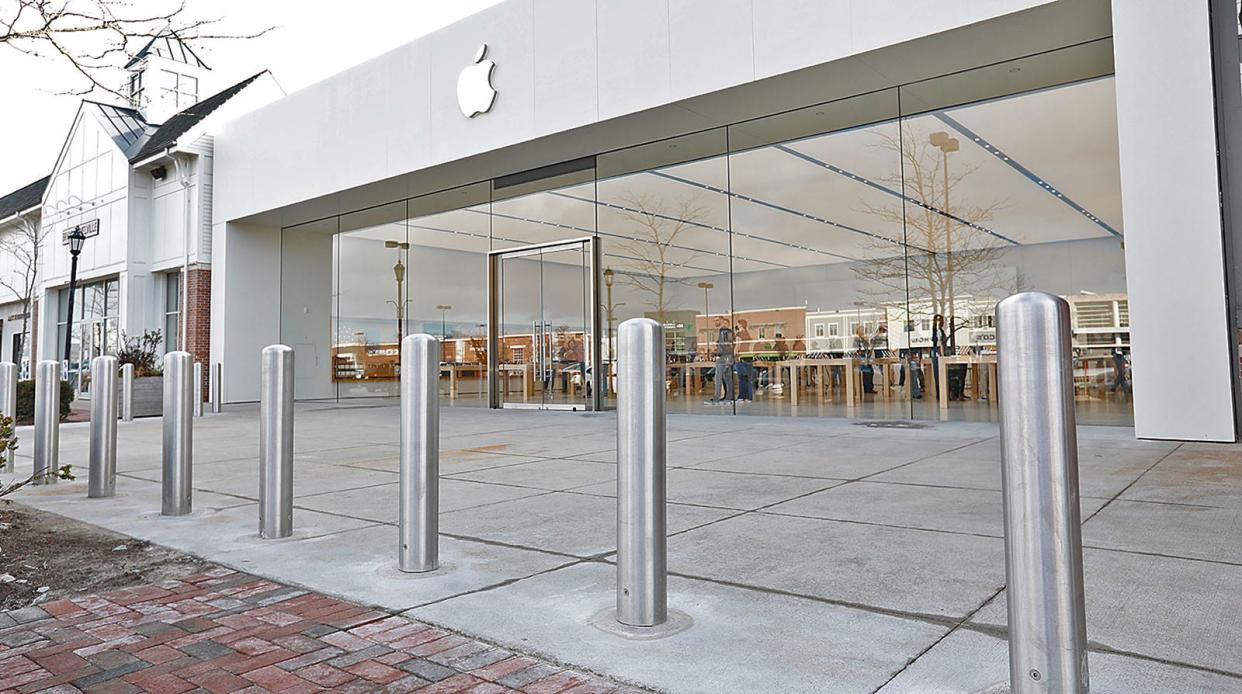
774 358 860 408
498 363 534 400
936 354 998 410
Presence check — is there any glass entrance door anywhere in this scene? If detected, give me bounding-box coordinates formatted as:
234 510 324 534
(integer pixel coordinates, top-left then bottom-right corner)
488 237 601 411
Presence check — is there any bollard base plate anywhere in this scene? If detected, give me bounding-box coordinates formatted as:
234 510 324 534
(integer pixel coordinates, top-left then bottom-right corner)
588 607 693 641
374 562 452 580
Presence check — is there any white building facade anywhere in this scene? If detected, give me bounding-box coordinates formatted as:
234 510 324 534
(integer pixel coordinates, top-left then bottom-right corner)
0 34 282 392
203 0 1242 442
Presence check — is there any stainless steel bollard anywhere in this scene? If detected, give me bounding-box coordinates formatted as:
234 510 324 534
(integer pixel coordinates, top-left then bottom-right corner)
0 362 15 473
88 356 119 498
399 334 439 572
162 351 193 515
996 292 1089 694
260 345 294 538
33 360 60 485
121 363 134 421
616 318 667 627
211 362 223 413
193 362 203 417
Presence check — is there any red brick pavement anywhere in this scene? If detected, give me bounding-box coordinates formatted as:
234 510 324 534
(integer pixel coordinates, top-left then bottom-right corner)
0 568 645 694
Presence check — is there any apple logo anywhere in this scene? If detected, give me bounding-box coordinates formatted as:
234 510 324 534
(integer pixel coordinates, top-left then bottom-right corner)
457 44 497 118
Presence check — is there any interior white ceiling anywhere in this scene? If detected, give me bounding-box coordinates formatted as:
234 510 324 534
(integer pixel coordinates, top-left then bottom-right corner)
317 76 1122 281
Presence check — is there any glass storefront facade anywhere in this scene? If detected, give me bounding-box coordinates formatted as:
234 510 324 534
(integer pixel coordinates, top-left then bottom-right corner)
280 41 1133 425
57 276 120 394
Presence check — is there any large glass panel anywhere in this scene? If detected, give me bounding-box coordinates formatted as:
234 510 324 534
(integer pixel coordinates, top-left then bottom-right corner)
406 182 491 404
336 201 409 399
491 163 597 410
898 40 1130 425
597 129 733 414
727 89 909 419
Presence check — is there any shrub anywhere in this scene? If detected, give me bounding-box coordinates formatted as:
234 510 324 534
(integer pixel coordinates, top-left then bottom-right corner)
116 329 164 377
15 380 74 422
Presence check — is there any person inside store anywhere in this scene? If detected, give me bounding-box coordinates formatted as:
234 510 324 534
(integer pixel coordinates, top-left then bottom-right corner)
1111 347 1131 396
855 325 877 395
735 359 756 401
713 316 736 402
931 314 947 399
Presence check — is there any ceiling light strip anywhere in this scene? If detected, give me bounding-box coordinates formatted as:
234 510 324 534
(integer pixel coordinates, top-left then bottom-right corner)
650 170 901 257
773 143 1020 246
933 111 1121 238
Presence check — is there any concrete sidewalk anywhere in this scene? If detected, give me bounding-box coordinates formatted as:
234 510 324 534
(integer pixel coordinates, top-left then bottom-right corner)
7 405 1242 692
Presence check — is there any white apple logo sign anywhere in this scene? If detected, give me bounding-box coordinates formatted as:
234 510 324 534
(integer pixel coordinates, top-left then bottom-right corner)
457 44 497 118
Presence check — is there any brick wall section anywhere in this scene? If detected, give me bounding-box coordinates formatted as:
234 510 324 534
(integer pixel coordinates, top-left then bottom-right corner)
185 268 211 401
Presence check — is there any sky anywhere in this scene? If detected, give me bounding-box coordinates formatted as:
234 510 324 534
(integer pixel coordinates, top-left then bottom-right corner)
0 0 504 195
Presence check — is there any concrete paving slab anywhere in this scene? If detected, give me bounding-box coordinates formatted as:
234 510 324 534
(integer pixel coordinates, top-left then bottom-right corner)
1120 448 1242 508
441 491 735 557
869 447 1161 499
971 548 1242 676
766 481 1108 538
1083 499 1242 564
445 458 619 491
876 627 1242 693
123 459 399 500
212 525 572 612
293 478 546 524
408 562 948 694
574 467 837 510
669 512 1005 619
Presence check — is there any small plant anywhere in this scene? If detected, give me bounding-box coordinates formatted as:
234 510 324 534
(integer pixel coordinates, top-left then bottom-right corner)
116 329 164 377
0 415 73 498
15 380 74 422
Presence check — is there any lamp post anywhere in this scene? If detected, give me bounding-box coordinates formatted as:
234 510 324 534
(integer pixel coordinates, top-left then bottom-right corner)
436 305 452 340
63 227 88 367
385 241 411 346
929 131 960 348
603 269 624 393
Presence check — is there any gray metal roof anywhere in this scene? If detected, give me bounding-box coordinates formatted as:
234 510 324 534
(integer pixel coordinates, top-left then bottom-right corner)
0 176 50 220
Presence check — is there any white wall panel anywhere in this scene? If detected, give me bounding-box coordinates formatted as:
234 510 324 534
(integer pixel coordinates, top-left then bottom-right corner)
1112 0 1236 440
597 0 672 121
532 0 597 137
668 0 754 101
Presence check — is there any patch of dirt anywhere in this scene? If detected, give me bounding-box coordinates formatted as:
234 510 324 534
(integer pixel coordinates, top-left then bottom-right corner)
0 501 209 611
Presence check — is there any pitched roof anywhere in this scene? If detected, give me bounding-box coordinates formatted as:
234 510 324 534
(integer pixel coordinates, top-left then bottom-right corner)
128 71 267 163
86 101 148 153
124 32 209 70
0 176 50 221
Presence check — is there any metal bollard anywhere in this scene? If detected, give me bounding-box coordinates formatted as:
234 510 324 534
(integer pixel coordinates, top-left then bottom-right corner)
996 292 1089 694
616 318 667 627
88 356 119 498
33 360 60 485
399 334 439 572
211 362 223 413
260 346 294 538
121 363 134 421
193 362 203 417
0 362 15 473
162 351 193 516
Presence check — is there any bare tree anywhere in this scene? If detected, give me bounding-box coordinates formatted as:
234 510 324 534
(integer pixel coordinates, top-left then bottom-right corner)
0 214 48 368
1 0 272 97
852 123 1011 342
609 191 708 325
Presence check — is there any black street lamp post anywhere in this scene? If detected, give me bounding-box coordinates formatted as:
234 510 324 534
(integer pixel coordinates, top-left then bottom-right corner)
63 228 88 366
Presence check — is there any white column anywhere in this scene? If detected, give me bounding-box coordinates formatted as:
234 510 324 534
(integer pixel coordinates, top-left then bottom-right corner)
1111 0 1239 441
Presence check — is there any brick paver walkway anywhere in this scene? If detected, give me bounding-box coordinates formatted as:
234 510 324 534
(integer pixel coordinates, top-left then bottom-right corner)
0 568 642 693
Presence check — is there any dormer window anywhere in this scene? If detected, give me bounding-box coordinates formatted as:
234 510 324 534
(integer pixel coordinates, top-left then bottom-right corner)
128 72 144 107
161 70 199 110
